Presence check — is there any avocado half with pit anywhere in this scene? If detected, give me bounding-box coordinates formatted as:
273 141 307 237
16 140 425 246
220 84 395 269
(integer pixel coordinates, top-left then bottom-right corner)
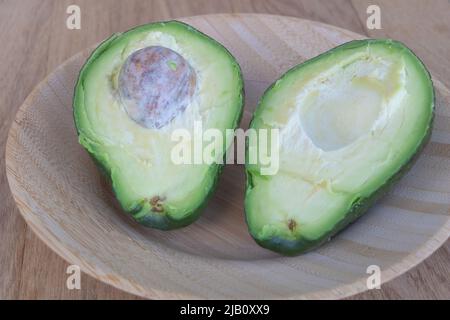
74 21 243 229
245 39 434 255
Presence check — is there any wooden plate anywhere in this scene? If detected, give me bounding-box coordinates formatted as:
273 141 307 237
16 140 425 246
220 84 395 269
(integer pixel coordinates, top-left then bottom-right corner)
5 14 450 299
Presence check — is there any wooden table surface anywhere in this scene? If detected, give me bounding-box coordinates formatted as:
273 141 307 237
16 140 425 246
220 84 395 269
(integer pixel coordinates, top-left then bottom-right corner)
0 0 449 299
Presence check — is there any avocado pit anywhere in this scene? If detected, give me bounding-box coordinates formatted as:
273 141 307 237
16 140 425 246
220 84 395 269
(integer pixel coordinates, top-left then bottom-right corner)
118 46 197 129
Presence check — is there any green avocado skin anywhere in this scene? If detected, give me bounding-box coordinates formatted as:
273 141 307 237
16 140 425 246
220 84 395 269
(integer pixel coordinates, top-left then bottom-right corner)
245 39 435 256
73 21 244 230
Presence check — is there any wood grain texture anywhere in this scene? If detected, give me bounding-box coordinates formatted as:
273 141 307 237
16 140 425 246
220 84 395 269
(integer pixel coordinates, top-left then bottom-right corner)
5 13 450 299
0 0 449 299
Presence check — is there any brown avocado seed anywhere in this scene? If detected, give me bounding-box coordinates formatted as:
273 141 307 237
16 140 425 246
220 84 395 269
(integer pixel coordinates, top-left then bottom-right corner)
118 46 197 129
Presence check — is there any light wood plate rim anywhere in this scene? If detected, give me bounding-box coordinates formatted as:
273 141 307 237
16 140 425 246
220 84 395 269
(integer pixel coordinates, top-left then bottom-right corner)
5 14 450 299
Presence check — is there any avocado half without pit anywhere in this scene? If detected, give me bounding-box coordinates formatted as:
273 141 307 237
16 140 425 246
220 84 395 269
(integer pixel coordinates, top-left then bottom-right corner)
73 21 244 229
245 39 434 255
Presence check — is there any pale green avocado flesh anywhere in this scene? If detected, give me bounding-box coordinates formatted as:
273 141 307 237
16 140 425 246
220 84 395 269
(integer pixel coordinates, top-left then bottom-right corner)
74 21 244 229
245 39 434 255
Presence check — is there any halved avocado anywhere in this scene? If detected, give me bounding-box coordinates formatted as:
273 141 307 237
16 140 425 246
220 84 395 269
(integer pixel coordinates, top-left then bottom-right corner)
245 39 434 255
74 21 243 229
